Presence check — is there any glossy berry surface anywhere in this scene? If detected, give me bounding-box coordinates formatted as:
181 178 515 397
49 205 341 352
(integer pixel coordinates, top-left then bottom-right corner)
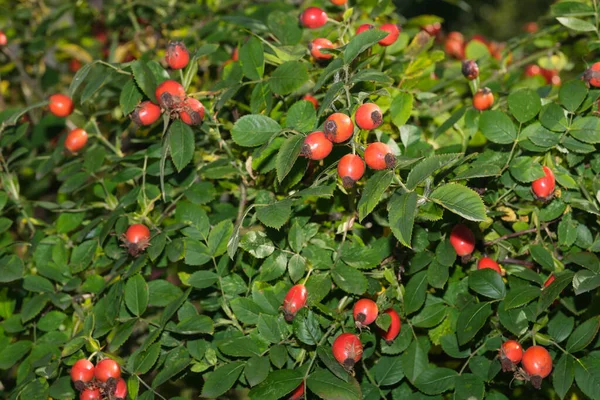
289 383 305 400
179 97 205 125
585 62 600 87
0 31 7 46
70 359 95 383
543 274 555 288
501 340 523 363
522 346 553 378
473 88 494 110
337 154 365 188
49 94 74 118
381 308 401 343
477 257 501 274
450 224 475 257
166 41 190 70
330 0 347 4
299 7 327 29
378 24 401 46
113 378 128 399
309 38 334 60
65 128 88 153
283 284 307 321
462 60 479 80
332 333 363 369
353 298 378 327
355 103 382 130
80 388 101 400
94 358 121 382
302 131 333 160
356 24 374 35
364 142 395 170
132 101 161 126
155 80 186 109
125 224 150 244
422 22 442 36
303 94 318 109
532 166 555 199
324 113 354 143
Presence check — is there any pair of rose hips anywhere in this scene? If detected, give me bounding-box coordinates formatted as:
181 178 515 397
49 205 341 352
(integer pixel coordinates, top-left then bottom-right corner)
71 358 126 400
48 94 90 153
450 224 503 273
121 223 151 257
151 79 205 125
525 64 561 86
500 341 553 389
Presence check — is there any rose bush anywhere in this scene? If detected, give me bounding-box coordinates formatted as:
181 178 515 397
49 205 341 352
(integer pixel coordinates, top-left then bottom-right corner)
1 0 600 399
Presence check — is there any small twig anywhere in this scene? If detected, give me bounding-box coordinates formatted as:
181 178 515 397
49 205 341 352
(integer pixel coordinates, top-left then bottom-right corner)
235 182 247 226
501 258 535 268
484 220 559 247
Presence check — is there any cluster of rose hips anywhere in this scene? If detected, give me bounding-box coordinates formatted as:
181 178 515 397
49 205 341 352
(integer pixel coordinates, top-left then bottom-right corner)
282 283 401 374
525 64 561 86
445 31 506 61
48 93 90 153
70 358 127 400
499 341 553 389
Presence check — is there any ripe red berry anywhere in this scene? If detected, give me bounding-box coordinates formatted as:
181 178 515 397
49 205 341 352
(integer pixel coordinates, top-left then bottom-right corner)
155 80 186 109
500 340 523 372
0 31 7 46
355 103 382 130
337 154 365 188
356 24 374 35
525 64 542 77
462 60 479 80
283 284 308 321
113 378 128 400
522 345 553 388
94 358 121 382
422 22 442 36
299 7 328 29
381 308 401 343
123 224 151 256
444 32 465 59
71 359 95 383
473 87 494 111
543 274 555 288
353 299 378 328
65 128 88 153
131 101 161 126
80 388 101 400
232 47 239 62
532 166 555 200
302 131 333 161
324 113 354 143
378 24 401 46
69 58 82 73
332 333 363 370
303 94 319 109
309 38 334 60
584 62 600 87
289 383 305 400
523 22 539 33
49 94 74 118
179 97 205 125
165 41 190 70
330 0 347 5
450 224 475 257
477 257 501 274
364 142 395 170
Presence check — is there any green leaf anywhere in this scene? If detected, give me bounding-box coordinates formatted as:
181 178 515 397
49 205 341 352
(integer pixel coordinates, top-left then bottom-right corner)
540 103 568 132
288 254 306 283
427 260 449 289
429 183 486 221
406 154 460 190
23 275 54 293
307 368 361 400
454 374 485 400
0 340 32 369
504 286 541 310
413 368 457 395
172 315 214 335
404 271 428 314
344 29 388 64
269 61 309 95
570 117 600 143
169 120 195 172
257 314 289 343
201 361 245 398
267 11 302 45
276 134 304 183
232 114 281 147
575 356 600 400
0 255 24 282
120 79 144 115
286 101 317 133
553 355 575 400
411 303 447 328
388 191 417 248
245 356 270 387
184 239 212 266
372 356 404 386
509 156 545 183
557 16 597 31
256 199 293 230
559 80 588 112
125 274 148 316
537 271 574 315
508 89 541 123
402 341 428 383
358 170 394 221
208 220 233 257
130 60 157 102
390 92 414 128
479 110 517 144
230 298 262 325
293 309 322 345
573 270 600 295
468 269 506 299
332 263 368 294
524 122 561 148
457 302 493 345
133 342 161 374
239 36 264 80
530 244 554 271
249 369 304 400
566 316 600 353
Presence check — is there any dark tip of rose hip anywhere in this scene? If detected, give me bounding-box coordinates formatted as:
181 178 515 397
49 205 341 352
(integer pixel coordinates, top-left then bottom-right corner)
301 143 312 158
530 375 543 390
371 111 382 126
189 111 202 125
460 254 472 264
481 87 492 95
324 120 337 137
284 312 295 322
384 153 396 169
342 176 356 188
343 358 356 370
356 313 366 323
160 93 174 108
131 110 142 125
501 358 516 372
385 339 393 345
308 42 313 51
74 381 86 392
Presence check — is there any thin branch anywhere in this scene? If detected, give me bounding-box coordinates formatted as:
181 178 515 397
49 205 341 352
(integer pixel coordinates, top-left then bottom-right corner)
501 258 535 268
484 219 559 247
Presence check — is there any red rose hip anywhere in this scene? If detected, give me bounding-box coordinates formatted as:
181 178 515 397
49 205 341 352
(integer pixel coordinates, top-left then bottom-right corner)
521 345 552 389
500 340 523 371
289 383 305 400
309 38 334 60
462 60 479 80
450 224 475 257
543 274 555 288
353 298 378 328
302 131 333 160
122 224 151 256
337 154 365 188
584 62 600 87
165 41 190 70
132 101 161 126
80 389 101 400
324 113 354 143
299 7 328 29
113 378 128 400
155 80 186 109
473 88 494 110
477 257 502 274
355 103 382 130
65 128 88 153
332 333 363 370
356 24 374 35
71 359 95 384
381 308 401 343
179 97 205 125
364 142 395 170
0 31 7 46
303 94 319 109
49 94 74 118
94 358 121 382
283 284 308 321
532 166 555 200
378 24 401 46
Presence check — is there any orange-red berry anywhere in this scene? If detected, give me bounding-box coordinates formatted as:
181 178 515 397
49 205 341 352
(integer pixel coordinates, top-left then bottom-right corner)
70 359 95 383
324 113 354 143
356 24 374 35
332 333 363 370
309 38 334 60
584 62 600 87
49 94 74 118
381 308 401 343
378 24 401 46
450 224 475 257
477 257 501 274
364 142 395 170
355 103 382 130
155 80 186 109
337 154 365 188
299 7 328 29
289 383 305 400
302 131 333 161
65 128 88 153
522 345 553 389
353 299 378 327
500 340 523 372
283 284 308 321
94 359 121 382
166 41 190 70
532 166 555 200
113 378 128 400
473 88 494 111
80 389 101 400
330 0 347 4
123 224 151 256
0 31 7 46
132 101 161 126
179 97 205 125
303 94 319 109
